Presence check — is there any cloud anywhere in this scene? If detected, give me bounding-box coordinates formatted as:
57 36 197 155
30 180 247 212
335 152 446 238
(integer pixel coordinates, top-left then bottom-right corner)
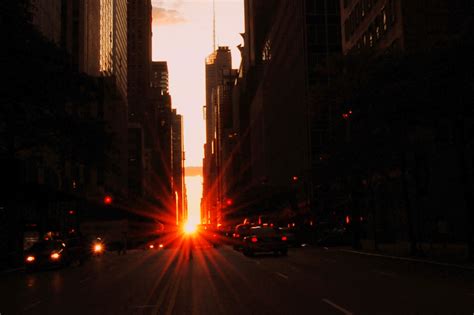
152 7 187 25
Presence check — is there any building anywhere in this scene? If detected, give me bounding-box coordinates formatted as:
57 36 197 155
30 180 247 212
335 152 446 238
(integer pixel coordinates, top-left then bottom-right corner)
340 0 472 54
127 0 152 198
29 0 62 45
151 61 169 95
203 46 232 226
231 0 342 222
171 110 186 225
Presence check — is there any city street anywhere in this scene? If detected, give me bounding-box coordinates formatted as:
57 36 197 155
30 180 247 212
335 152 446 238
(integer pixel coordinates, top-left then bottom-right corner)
1 245 473 315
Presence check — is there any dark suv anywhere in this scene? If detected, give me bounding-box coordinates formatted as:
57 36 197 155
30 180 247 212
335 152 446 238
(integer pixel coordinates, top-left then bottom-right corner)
232 223 253 250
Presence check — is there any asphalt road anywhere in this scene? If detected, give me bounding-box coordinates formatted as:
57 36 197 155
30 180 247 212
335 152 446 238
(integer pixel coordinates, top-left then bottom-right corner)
1 244 473 315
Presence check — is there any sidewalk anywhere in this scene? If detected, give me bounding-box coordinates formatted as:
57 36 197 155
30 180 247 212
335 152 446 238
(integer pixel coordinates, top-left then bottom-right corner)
342 240 474 270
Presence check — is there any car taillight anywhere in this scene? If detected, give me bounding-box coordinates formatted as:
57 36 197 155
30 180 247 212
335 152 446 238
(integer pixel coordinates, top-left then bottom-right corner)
50 252 61 260
26 256 35 262
149 244 154 249
281 236 287 241
233 233 240 238
251 237 258 243
213 234 217 237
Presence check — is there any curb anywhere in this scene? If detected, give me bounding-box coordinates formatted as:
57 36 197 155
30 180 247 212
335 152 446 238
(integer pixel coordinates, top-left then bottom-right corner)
339 249 474 271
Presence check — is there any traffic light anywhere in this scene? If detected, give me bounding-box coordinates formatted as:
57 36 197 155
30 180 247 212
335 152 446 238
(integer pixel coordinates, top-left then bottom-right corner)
226 198 233 206
104 195 113 205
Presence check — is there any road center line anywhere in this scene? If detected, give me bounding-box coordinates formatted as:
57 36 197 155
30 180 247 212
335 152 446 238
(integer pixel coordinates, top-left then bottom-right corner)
275 272 288 280
322 299 353 315
23 300 41 311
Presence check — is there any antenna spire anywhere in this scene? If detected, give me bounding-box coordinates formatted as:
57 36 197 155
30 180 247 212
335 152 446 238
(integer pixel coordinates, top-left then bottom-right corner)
213 0 216 51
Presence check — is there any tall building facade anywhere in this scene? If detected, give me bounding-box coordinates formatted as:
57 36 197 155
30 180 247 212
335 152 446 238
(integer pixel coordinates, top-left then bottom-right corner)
227 0 342 223
340 0 472 54
203 47 232 226
150 61 172 223
172 110 186 225
127 0 152 197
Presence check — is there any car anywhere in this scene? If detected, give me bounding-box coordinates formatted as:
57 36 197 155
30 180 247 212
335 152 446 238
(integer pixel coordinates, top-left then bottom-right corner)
279 227 299 247
241 226 288 257
232 223 253 250
196 224 221 248
24 239 86 270
144 238 165 250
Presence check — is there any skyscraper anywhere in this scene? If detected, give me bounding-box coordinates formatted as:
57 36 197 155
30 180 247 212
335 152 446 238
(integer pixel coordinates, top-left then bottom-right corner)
127 0 152 197
203 46 232 225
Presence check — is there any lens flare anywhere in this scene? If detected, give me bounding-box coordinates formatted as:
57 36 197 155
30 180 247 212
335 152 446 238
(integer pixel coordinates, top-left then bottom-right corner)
94 244 104 252
184 222 197 234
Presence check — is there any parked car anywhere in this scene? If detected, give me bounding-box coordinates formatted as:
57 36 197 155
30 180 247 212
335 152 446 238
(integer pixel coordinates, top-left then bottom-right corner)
242 226 288 257
232 223 253 250
24 239 86 270
144 238 165 250
279 227 299 247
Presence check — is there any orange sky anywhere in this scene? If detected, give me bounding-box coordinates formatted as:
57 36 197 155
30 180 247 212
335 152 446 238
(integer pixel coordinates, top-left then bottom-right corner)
151 0 244 222
151 0 244 167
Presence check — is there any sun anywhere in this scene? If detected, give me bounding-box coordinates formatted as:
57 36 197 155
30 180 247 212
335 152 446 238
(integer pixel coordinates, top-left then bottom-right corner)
183 221 197 234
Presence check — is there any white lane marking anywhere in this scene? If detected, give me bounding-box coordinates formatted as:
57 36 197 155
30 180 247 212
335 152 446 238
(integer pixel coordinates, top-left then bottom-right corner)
289 265 299 272
323 258 337 263
324 247 329 250
373 270 397 278
322 299 353 315
255 261 261 265
275 272 289 280
23 300 41 311
340 249 474 271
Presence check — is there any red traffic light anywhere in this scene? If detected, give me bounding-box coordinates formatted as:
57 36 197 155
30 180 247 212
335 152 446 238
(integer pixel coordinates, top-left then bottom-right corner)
104 196 113 205
68 210 75 215
226 199 233 206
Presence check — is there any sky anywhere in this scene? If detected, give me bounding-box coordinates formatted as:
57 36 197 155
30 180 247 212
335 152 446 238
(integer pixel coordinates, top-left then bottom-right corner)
151 0 244 167
151 0 244 223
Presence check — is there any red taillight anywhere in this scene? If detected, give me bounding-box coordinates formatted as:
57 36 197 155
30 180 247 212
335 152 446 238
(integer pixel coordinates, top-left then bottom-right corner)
213 234 217 237
281 236 287 241
233 233 240 238
251 237 258 243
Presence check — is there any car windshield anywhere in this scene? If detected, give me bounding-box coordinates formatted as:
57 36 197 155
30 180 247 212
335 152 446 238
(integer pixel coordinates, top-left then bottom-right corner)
251 227 280 237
